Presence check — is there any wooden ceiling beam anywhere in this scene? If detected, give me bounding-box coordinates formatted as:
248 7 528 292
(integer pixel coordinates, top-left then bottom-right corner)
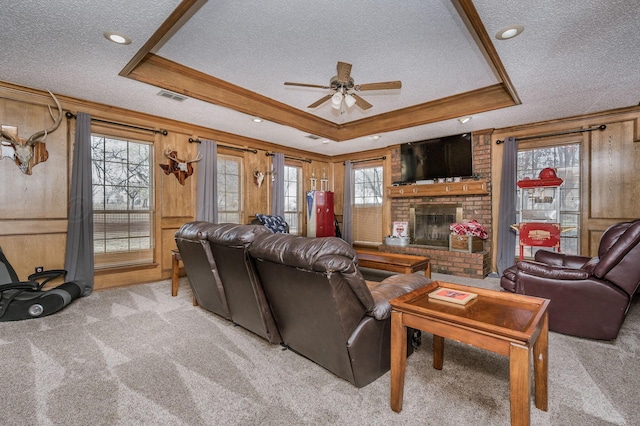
127 53 341 140
121 0 521 142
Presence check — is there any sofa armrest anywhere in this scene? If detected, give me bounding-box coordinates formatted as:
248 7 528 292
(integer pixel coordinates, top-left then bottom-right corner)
516 260 589 280
367 274 430 320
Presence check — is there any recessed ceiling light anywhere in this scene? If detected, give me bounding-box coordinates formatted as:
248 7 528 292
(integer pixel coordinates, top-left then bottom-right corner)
252 117 263 123
104 31 132 45
370 135 381 141
496 25 524 40
458 116 472 124
322 140 330 144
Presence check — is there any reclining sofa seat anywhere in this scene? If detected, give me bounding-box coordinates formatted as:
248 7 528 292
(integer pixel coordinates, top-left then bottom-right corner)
206 223 282 344
501 219 640 340
175 221 231 320
248 232 430 388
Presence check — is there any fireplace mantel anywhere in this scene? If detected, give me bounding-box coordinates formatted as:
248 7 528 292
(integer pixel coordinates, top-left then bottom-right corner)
387 180 488 198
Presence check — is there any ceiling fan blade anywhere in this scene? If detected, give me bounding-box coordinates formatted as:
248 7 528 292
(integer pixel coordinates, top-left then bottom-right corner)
307 94 333 108
336 61 352 83
355 81 402 91
351 93 373 110
285 82 329 89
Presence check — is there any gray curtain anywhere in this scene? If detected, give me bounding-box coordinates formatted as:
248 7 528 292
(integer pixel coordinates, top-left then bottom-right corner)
196 140 218 223
64 112 94 296
271 152 285 217
496 136 518 275
342 161 353 244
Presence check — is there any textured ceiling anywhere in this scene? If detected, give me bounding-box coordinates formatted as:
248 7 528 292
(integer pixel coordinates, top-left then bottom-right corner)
1 0 639 156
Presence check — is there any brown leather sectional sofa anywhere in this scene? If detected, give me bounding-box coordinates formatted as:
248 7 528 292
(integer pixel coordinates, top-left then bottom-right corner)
175 221 430 387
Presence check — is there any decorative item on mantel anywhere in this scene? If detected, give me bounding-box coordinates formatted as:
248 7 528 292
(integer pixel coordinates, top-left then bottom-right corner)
159 147 202 185
449 220 487 253
385 221 410 247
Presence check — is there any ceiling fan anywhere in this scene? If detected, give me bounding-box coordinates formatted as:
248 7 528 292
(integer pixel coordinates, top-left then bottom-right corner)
284 61 402 111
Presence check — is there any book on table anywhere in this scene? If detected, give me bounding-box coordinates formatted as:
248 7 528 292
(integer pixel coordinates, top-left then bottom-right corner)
428 288 477 305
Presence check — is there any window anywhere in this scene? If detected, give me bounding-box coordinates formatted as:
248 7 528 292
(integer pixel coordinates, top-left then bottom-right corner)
284 165 303 234
92 135 153 268
217 154 242 223
517 143 580 257
352 165 384 244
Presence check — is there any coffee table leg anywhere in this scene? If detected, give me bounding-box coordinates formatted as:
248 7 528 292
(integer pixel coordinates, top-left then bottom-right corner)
533 313 549 411
433 335 444 370
509 343 531 426
390 310 407 413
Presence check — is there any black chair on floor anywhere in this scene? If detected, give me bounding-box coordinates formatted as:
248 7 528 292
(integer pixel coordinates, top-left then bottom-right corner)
0 246 82 321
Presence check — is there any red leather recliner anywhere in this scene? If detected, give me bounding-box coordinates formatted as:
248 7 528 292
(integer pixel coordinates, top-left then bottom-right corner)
501 219 640 340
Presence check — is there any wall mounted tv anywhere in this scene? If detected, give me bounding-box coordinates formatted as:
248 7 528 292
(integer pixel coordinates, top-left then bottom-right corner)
400 133 473 183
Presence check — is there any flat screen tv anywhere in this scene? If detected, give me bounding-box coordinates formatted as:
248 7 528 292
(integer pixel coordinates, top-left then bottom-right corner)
400 133 473 183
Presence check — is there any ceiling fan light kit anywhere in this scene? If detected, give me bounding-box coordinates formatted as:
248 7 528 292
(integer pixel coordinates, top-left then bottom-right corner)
285 61 402 112
344 94 357 108
331 92 343 109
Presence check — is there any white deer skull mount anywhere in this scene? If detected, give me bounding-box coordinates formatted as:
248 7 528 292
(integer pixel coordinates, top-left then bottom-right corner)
0 90 63 174
253 170 265 187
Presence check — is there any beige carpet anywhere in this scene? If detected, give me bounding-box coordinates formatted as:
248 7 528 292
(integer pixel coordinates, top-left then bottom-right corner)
1 273 638 425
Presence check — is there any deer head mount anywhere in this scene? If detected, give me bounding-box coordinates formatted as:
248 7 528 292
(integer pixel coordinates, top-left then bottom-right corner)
0 90 63 174
159 147 202 185
253 170 265 187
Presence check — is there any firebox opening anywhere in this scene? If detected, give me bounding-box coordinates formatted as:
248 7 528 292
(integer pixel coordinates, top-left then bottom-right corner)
409 204 463 248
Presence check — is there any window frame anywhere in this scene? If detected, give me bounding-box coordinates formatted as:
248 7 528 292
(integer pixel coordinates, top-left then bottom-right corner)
91 132 154 269
351 163 384 244
283 163 303 235
516 140 581 258
216 153 243 224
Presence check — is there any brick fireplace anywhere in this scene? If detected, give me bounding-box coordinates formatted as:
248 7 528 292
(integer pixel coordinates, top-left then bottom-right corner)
382 132 493 278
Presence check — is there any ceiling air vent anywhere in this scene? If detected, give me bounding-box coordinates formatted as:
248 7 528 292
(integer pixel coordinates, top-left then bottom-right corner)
157 90 188 102
306 134 321 140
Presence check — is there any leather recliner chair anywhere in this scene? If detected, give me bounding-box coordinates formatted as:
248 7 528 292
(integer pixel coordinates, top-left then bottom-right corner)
206 223 282 344
175 222 231 320
248 233 430 387
501 219 640 340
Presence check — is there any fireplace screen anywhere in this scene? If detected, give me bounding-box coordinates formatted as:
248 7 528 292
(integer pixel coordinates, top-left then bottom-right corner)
409 204 462 247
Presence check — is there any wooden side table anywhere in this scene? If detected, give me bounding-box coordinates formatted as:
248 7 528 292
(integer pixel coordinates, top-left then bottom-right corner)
390 281 549 425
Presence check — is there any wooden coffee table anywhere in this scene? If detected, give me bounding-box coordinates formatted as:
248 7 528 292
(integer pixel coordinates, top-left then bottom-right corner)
355 249 431 278
389 281 549 426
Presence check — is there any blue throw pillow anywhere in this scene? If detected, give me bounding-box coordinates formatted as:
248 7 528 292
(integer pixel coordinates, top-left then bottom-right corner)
256 214 288 233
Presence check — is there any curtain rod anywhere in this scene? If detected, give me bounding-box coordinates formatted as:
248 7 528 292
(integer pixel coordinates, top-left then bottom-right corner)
65 112 168 135
266 152 312 163
188 138 257 153
495 125 606 144
344 155 386 165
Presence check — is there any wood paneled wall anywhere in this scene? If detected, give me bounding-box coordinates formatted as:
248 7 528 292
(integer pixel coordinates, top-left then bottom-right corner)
0 83 332 290
0 91 70 288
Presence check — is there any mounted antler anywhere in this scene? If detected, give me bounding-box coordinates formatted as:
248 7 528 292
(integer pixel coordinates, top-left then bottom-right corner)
160 147 201 185
0 90 63 174
165 148 202 172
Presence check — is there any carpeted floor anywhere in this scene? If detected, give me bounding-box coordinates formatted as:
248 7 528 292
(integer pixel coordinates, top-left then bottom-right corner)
1 273 638 425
